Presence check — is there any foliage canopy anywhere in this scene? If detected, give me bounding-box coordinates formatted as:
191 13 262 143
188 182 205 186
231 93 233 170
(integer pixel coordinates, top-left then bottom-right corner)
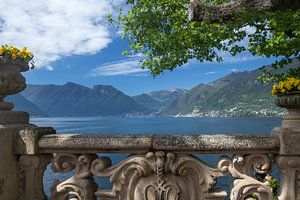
109 0 300 82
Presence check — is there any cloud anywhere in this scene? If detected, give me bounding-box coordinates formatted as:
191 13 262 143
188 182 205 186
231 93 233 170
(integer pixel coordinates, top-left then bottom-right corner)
90 59 147 76
0 0 117 69
204 71 219 75
229 68 239 72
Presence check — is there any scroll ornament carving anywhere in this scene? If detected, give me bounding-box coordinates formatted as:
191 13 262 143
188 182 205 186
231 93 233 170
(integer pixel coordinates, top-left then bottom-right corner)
218 154 273 200
50 152 275 200
51 153 98 200
91 151 226 200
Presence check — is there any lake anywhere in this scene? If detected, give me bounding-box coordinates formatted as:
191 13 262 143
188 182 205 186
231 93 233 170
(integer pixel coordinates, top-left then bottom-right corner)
31 116 282 135
31 116 282 198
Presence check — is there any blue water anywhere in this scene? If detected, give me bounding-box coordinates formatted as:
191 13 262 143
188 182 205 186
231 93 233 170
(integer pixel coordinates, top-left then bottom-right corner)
31 116 282 198
31 116 282 135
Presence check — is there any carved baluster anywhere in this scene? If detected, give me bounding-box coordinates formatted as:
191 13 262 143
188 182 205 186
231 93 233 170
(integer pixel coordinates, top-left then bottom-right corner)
218 154 273 200
91 151 227 200
51 153 98 200
19 154 52 200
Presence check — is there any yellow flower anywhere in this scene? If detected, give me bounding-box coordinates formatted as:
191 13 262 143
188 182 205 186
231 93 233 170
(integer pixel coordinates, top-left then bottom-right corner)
272 77 300 95
272 86 277 95
12 54 17 60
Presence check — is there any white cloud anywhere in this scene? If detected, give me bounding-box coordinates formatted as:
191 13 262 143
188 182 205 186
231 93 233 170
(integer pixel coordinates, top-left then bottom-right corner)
90 59 147 76
204 71 219 75
229 68 239 72
0 0 118 69
223 53 259 63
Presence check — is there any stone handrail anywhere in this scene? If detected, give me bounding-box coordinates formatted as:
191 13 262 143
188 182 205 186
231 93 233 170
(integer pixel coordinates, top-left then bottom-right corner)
38 134 280 154
0 119 299 200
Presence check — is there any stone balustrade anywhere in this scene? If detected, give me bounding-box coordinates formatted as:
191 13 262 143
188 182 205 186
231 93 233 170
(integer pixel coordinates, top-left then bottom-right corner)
0 68 299 199
0 122 299 200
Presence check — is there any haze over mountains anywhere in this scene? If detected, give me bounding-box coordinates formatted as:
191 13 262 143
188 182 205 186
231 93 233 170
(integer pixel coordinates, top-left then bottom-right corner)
7 62 297 117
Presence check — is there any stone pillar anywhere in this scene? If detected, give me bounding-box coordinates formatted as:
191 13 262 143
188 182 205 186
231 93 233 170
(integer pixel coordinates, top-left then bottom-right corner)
273 92 300 200
0 126 23 200
0 62 55 199
0 124 55 200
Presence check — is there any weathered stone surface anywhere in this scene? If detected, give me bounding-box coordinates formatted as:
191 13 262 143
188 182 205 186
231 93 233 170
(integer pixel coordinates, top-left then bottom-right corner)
273 127 300 155
14 126 56 155
276 156 300 200
19 154 52 200
0 111 29 125
38 134 280 154
153 134 280 153
38 134 153 153
0 127 21 200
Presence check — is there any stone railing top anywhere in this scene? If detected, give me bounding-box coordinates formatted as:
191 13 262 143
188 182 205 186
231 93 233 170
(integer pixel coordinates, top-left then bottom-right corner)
38 133 280 154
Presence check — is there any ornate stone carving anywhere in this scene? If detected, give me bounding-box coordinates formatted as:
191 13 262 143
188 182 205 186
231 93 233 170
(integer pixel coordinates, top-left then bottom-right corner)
276 156 300 200
19 154 52 200
51 153 98 200
91 151 226 200
49 152 280 200
218 154 273 200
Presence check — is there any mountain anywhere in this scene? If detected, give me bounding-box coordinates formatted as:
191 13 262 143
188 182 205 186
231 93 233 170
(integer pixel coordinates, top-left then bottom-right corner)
148 89 189 105
21 82 148 117
132 94 162 112
133 89 189 112
5 94 48 117
160 69 290 117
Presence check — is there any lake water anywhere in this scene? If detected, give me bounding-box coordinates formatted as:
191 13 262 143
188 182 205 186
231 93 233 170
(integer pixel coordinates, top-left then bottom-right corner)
31 116 282 135
31 116 282 198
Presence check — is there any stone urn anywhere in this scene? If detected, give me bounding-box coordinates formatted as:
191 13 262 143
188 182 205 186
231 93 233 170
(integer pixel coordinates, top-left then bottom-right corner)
275 91 300 129
0 56 30 124
0 56 29 111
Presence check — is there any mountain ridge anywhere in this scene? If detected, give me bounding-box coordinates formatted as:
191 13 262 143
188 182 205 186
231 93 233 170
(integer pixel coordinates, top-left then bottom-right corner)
8 60 299 117
160 67 288 117
20 82 148 117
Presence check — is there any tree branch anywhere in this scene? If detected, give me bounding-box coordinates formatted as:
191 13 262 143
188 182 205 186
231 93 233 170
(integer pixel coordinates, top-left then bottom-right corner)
186 0 300 21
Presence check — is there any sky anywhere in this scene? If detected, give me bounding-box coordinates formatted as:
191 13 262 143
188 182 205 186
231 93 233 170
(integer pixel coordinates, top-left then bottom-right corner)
0 0 277 96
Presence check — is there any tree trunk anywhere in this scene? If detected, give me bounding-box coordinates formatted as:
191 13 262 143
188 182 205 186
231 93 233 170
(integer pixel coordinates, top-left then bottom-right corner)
187 0 300 21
